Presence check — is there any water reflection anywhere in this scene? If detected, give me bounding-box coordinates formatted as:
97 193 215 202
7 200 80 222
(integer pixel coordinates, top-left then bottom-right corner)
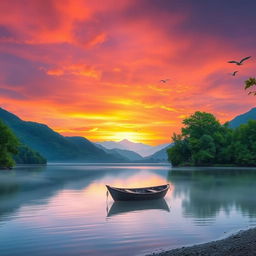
0 164 173 256
168 168 256 220
0 164 169 223
2 164 256 256
107 199 170 217
0 164 125 223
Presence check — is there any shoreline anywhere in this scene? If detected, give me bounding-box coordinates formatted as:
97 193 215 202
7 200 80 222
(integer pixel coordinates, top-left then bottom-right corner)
147 227 256 256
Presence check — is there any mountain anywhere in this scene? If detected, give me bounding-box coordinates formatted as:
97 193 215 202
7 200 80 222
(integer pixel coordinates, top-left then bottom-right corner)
95 144 143 161
229 107 256 128
144 144 173 162
65 136 128 162
97 139 169 157
110 149 143 161
0 108 127 163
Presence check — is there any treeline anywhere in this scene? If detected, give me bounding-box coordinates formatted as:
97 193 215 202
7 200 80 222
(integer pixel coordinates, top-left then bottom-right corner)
0 120 46 168
14 145 47 165
168 111 256 166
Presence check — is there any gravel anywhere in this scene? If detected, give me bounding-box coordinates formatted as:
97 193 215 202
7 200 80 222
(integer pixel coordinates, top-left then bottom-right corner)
147 228 256 256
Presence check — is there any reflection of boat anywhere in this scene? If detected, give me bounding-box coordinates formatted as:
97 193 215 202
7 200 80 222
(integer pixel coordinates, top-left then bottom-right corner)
107 199 170 217
106 184 169 201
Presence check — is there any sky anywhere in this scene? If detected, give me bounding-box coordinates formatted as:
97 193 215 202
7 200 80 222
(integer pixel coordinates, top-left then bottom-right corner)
0 0 256 145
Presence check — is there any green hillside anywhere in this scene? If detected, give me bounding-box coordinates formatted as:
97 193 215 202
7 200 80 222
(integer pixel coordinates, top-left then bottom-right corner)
0 108 127 163
14 145 47 164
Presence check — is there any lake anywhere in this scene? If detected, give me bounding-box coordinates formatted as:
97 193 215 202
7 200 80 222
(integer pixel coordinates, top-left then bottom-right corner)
0 164 256 256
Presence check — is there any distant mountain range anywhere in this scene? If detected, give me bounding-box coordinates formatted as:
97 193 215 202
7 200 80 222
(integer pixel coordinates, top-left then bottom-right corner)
0 107 170 163
97 139 169 157
95 144 144 161
0 108 127 163
2 106 254 164
144 145 173 162
229 107 256 128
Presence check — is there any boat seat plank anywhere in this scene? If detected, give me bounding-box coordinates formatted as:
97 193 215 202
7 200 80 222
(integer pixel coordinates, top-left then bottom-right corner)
124 189 137 193
147 189 157 193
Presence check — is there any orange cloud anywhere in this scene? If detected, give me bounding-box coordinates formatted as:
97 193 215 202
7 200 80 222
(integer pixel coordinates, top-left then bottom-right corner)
0 1 255 145
46 64 101 79
46 69 64 76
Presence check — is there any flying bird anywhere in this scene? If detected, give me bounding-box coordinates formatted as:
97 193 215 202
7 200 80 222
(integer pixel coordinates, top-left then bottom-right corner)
232 71 238 76
160 79 170 83
228 56 251 65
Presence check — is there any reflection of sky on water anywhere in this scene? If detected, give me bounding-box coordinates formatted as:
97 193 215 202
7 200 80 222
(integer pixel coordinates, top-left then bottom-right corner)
0 165 256 255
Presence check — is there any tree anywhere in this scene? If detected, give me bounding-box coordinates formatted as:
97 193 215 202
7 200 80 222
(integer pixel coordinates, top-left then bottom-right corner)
168 111 256 167
192 135 216 165
168 134 190 166
182 112 223 138
231 120 256 166
168 112 231 166
245 77 256 95
0 120 19 168
13 145 47 164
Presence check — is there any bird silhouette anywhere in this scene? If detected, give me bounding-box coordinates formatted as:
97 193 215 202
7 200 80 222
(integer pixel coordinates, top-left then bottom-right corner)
228 56 251 65
232 71 238 76
160 79 169 83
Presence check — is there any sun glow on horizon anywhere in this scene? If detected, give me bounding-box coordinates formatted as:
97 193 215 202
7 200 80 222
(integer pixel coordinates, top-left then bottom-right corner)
101 131 141 143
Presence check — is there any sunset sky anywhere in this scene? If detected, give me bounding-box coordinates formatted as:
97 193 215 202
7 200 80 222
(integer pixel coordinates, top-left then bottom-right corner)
0 0 256 145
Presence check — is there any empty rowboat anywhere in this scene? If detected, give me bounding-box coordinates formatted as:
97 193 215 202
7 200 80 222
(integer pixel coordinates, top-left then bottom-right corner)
106 184 170 201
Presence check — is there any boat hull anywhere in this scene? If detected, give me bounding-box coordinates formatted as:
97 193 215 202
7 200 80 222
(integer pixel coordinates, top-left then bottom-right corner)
106 184 169 201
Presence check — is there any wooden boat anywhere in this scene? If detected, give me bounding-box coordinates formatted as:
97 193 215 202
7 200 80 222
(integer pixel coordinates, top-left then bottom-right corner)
106 184 170 201
107 199 170 217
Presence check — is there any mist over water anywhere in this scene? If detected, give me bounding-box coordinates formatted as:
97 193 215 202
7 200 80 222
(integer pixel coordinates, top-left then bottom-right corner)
0 164 256 256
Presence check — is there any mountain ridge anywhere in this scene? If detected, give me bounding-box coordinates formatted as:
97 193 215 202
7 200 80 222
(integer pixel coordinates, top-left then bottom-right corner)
229 107 256 128
144 144 173 162
95 143 143 161
0 108 128 163
96 139 169 157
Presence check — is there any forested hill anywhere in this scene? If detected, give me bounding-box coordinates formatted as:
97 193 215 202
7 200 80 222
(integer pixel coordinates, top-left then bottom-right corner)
168 111 256 167
14 145 47 164
0 108 127 162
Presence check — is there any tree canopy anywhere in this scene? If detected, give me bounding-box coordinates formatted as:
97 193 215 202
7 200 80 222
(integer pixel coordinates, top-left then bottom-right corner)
0 120 46 168
13 145 47 165
168 111 256 167
245 77 256 95
0 120 19 168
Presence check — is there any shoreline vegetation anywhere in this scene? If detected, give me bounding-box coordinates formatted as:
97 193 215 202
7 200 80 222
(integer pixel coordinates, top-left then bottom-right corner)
147 227 256 256
167 111 256 167
0 120 46 169
0 120 19 169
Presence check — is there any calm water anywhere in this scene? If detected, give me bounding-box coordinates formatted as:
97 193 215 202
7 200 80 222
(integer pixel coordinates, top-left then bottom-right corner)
0 164 256 256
